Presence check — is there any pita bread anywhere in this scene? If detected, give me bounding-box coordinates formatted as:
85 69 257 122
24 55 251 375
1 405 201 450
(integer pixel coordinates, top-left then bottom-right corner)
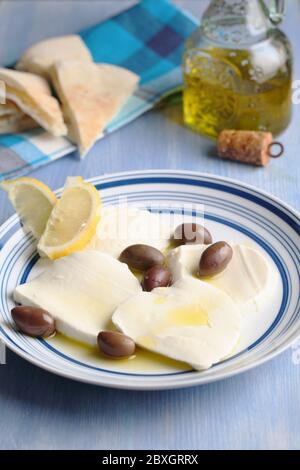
0 113 38 134
0 100 23 117
0 68 67 136
50 61 139 157
16 35 93 78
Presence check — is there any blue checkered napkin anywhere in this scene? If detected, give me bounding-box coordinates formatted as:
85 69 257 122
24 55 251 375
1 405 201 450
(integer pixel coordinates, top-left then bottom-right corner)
0 0 197 180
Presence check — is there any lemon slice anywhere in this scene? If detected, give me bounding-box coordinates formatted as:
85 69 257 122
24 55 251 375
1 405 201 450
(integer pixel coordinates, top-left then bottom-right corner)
0 177 57 239
37 176 101 259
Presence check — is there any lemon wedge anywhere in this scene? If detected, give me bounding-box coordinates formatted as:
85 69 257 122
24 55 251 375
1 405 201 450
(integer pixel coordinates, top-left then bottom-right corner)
0 177 57 238
37 176 101 259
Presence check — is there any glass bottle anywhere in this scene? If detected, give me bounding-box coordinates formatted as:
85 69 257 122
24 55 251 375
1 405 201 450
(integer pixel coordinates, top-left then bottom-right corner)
183 0 292 138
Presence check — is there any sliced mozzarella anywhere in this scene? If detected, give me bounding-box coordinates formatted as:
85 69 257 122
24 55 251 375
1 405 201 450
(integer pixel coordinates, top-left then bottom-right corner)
167 243 279 311
92 205 171 258
14 250 141 345
113 278 241 370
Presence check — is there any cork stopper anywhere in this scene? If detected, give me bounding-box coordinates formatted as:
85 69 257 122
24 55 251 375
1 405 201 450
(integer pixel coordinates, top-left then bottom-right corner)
217 130 283 167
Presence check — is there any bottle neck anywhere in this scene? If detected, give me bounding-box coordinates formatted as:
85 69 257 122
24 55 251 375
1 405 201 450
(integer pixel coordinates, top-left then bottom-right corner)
201 0 272 46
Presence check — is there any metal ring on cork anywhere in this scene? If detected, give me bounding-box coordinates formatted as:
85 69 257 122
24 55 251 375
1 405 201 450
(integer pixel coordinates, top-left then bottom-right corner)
268 142 284 159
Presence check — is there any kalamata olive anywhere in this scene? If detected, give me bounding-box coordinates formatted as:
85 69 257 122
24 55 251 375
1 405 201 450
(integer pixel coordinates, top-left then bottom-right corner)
199 241 233 277
173 223 212 245
11 306 55 337
98 331 136 358
119 244 165 271
142 266 172 291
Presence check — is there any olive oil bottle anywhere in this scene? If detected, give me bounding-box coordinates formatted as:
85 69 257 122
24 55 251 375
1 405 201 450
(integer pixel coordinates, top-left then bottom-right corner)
183 0 292 138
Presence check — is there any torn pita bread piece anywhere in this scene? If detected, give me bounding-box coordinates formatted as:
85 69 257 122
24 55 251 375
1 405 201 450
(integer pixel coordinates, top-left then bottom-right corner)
16 35 93 78
50 61 139 157
0 68 67 136
0 100 23 117
0 113 38 134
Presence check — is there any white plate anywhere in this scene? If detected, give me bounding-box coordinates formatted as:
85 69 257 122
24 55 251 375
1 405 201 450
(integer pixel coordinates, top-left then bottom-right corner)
0 170 299 390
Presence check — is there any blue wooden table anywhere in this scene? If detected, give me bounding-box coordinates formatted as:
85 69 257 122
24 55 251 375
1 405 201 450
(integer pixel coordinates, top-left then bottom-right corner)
0 0 300 450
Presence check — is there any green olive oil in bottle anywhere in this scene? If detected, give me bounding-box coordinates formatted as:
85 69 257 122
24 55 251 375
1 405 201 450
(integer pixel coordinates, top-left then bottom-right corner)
183 0 292 138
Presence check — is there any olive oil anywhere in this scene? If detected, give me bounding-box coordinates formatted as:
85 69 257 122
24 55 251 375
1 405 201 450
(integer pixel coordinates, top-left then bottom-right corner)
183 1 293 139
48 332 190 374
183 46 292 138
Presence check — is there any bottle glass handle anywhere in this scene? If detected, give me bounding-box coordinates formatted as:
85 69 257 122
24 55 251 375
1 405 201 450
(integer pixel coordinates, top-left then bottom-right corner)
269 0 285 24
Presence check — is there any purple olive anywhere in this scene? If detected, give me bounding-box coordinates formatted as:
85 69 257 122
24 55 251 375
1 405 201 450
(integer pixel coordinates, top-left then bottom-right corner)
98 331 136 358
119 244 164 271
199 241 233 277
174 223 212 245
142 266 172 291
11 306 55 337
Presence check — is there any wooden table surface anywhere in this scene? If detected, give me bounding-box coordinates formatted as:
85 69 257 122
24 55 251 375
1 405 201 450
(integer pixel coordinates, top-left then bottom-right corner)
0 0 300 450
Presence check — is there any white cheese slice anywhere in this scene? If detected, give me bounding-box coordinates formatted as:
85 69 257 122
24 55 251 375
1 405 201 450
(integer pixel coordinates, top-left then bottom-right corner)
167 243 279 311
113 277 241 370
14 250 142 345
92 205 171 258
